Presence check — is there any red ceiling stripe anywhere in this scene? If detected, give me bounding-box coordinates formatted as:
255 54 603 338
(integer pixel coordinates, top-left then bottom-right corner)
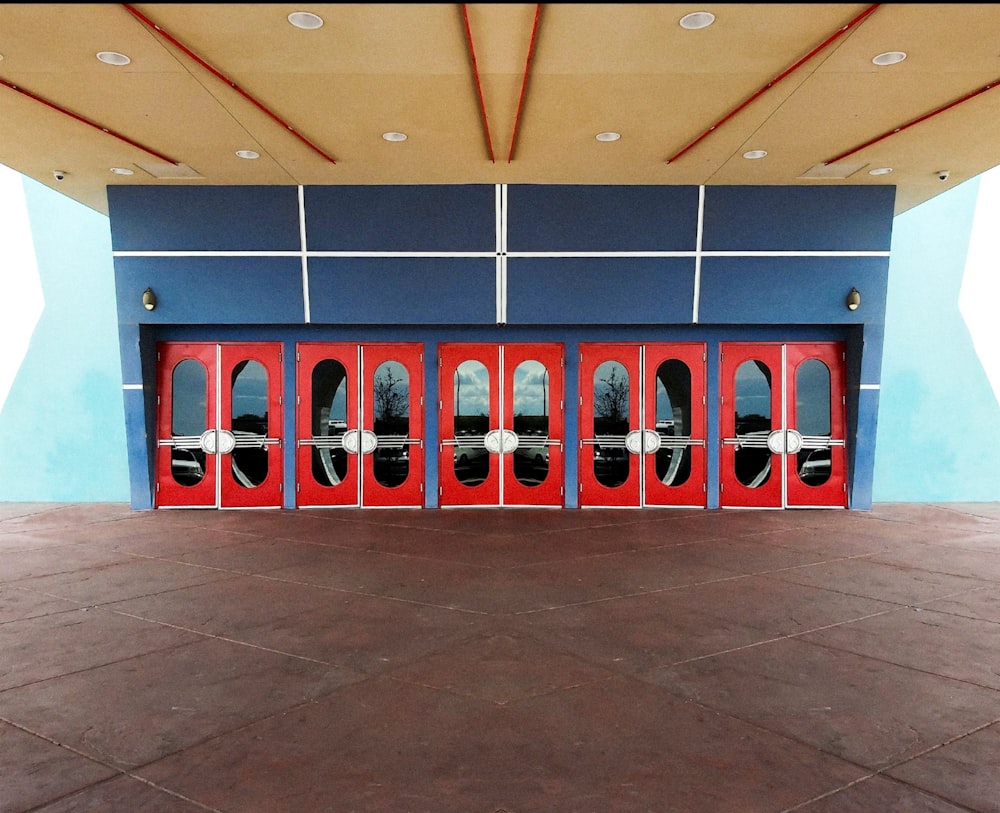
825 78 1000 165
0 76 180 164
507 4 542 163
665 4 881 165
121 4 337 165
461 4 497 163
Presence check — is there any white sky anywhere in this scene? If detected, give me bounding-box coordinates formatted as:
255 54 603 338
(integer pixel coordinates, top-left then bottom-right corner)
0 165 44 410
958 167 1000 406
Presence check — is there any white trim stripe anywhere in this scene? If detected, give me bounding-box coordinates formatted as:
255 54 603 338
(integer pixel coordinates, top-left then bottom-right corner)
298 185 310 324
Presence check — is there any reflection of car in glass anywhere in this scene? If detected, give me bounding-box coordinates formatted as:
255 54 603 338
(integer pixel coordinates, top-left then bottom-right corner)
797 447 831 485
513 430 549 484
171 448 205 486
453 430 488 466
593 444 628 487
373 444 409 487
452 429 489 485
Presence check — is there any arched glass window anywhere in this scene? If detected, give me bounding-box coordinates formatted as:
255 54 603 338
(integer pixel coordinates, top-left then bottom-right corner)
512 359 549 487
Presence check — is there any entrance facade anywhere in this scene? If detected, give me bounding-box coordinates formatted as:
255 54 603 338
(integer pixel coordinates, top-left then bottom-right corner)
578 343 707 507
155 342 284 508
719 342 847 508
438 343 564 506
295 343 424 507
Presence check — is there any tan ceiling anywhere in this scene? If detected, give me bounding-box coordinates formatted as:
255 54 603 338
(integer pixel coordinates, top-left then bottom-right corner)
2 3 999 217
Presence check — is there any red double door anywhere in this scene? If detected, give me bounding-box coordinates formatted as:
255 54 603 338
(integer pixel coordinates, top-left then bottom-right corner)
578 343 707 507
719 342 847 508
155 343 284 508
295 343 425 507
438 343 565 507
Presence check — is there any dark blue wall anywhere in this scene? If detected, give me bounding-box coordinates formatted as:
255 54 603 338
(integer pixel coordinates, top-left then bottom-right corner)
108 183 894 510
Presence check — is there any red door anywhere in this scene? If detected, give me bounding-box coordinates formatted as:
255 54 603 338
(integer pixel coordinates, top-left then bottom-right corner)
155 343 283 508
579 343 707 507
438 343 564 507
720 342 847 508
296 343 424 507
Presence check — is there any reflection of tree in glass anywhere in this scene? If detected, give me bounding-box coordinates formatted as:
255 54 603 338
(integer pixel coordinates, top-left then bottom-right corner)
374 367 408 422
595 366 629 421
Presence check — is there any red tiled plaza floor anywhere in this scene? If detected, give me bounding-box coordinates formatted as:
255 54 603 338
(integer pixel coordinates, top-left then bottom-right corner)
2 502 999 812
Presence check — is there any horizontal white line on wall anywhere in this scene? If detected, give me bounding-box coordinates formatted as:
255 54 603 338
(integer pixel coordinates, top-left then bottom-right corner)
113 249 890 259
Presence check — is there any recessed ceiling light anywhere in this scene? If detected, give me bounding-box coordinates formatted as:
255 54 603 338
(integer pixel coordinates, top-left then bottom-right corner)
110 167 134 175
595 132 621 142
96 51 131 66
382 132 407 142
872 51 906 66
743 149 767 160
679 11 715 30
236 150 260 159
288 11 324 30
868 167 893 176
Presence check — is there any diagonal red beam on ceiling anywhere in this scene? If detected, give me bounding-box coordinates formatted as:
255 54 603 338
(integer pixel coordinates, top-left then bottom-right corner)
824 78 1000 165
0 77 180 165
507 4 542 163
461 4 497 163
121 3 337 165
665 3 881 165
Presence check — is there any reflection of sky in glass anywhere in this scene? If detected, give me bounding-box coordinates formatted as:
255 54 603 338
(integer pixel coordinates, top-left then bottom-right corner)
330 380 347 421
513 360 548 417
232 360 268 418
374 360 409 419
735 361 770 418
375 361 407 387
656 378 671 416
796 360 831 434
593 361 627 400
455 360 489 415
172 359 206 435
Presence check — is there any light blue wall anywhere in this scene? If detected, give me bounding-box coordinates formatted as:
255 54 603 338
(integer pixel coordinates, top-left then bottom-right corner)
0 176 129 501
873 176 1000 501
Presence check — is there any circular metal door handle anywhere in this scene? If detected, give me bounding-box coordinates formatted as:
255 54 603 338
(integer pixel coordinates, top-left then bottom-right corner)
359 430 378 455
200 430 217 454
341 429 360 455
642 429 662 453
200 429 236 454
484 429 503 454
624 429 644 455
501 429 519 453
766 430 785 454
784 429 803 454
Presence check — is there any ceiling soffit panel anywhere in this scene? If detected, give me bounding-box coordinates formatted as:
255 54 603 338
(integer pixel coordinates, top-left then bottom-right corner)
1 4 999 216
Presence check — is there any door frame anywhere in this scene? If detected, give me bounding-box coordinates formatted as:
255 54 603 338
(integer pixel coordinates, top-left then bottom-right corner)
438 342 565 507
155 341 284 509
578 342 707 508
719 341 847 509
295 342 425 508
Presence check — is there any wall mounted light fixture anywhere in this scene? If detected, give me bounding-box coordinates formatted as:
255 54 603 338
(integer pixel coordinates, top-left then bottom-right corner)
142 287 157 311
846 287 861 311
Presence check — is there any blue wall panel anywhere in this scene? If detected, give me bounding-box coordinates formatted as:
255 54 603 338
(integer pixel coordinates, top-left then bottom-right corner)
702 186 896 251
108 186 301 252
697 256 888 324
304 185 496 251
308 257 496 324
115 257 305 324
506 257 695 324
507 185 700 251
